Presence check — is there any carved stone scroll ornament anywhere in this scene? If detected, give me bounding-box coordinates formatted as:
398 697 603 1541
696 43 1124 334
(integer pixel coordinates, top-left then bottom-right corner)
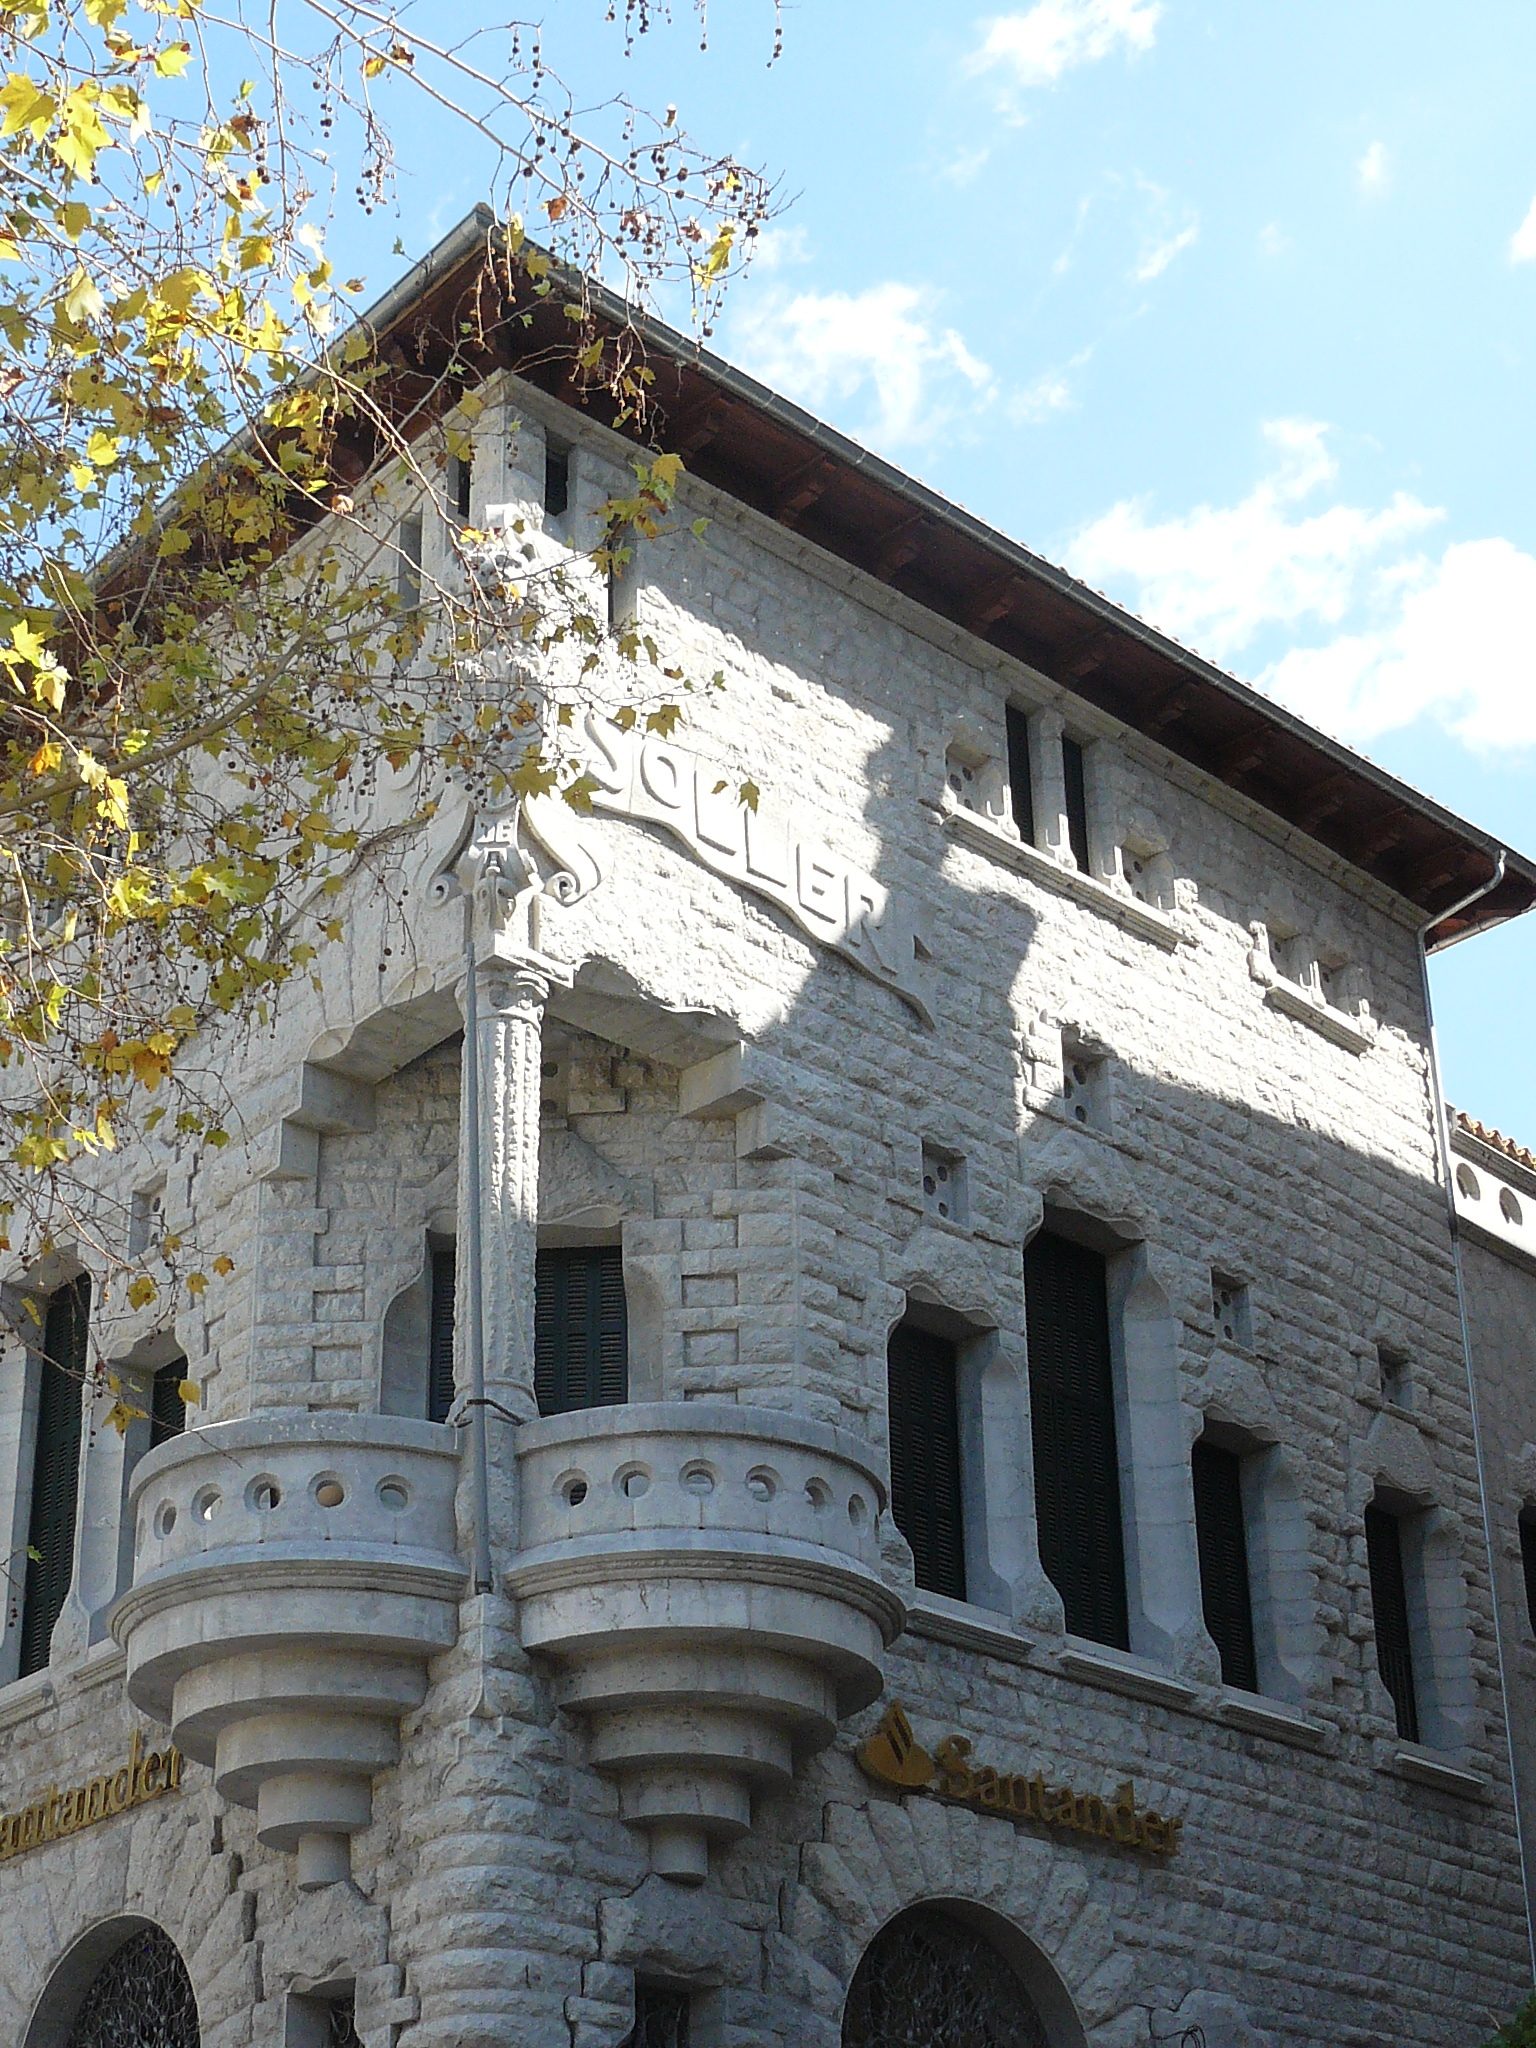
429 786 605 955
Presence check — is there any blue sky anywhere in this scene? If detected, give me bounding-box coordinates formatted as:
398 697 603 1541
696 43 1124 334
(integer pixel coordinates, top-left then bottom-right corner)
340 0 1536 1140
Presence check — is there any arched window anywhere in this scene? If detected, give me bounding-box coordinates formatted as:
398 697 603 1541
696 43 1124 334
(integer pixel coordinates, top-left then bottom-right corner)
62 1926 198 2048
843 1908 1050 2048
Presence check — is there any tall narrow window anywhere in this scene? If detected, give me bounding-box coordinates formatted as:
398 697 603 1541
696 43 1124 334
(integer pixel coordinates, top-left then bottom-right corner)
1025 1230 1128 1649
1005 704 1035 845
535 1246 627 1416
447 451 472 525
19 1274 90 1679
396 510 423 608
544 441 571 521
1192 1440 1258 1691
886 1325 966 1602
1521 1510 1536 1635
1365 1500 1420 1742
149 1360 187 1449
428 1239 457 1425
1061 735 1091 873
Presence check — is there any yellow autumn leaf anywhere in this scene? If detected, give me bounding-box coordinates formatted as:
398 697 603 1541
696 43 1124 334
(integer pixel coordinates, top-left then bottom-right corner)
153 42 192 77
85 429 119 466
212 1254 235 1275
177 1378 200 1406
363 54 386 78
126 1274 158 1309
62 266 105 324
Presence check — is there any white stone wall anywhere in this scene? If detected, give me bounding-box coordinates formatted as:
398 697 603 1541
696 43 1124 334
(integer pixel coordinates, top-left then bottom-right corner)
0 374 1528 2048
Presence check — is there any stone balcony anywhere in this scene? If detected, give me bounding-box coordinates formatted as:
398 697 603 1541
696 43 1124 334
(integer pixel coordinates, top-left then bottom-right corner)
113 1414 465 1888
506 1402 905 1882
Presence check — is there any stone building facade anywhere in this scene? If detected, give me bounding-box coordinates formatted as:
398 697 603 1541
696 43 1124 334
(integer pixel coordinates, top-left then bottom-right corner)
2 215 1535 2048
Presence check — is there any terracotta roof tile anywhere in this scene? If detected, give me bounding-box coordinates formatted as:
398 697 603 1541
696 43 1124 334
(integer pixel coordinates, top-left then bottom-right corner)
1452 1108 1536 1176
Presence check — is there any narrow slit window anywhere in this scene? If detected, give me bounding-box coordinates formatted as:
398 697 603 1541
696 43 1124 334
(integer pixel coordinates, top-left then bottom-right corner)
149 1359 187 1449
1192 1440 1258 1691
1520 1510 1536 1634
535 1245 628 1416
545 441 571 521
19 1274 91 1679
1365 1500 1420 1742
448 452 472 525
396 510 423 608
886 1324 966 1602
1062 735 1091 873
1005 704 1035 844
627 1988 690 2048
1025 1230 1128 1649
428 1239 457 1425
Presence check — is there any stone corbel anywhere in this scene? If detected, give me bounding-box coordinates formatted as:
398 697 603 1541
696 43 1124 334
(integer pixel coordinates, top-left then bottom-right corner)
255 1063 377 1186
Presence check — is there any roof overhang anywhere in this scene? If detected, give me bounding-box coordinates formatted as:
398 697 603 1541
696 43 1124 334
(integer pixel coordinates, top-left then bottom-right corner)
314 207 1536 951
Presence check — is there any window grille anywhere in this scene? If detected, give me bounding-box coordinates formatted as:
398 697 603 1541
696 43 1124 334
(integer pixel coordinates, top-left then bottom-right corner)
842 1907 1048 2048
149 1360 188 1449
20 1274 90 1679
535 1246 628 1416
65 1925 199 2048
1004 704 1034 844
428 1240 457 1425
1365 1501 1420 1742
1191 1440 1258 1691
1061 734 1091 872
886 1324 966 1602
624 1987 690 2048
1025 1230 1128 1649
1521 1511 1536 1635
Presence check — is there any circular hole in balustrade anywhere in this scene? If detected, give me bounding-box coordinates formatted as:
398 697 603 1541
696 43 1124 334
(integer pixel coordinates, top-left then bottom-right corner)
247 1475 282 1513
559 1473 589 1508
313 1474 346 1509
680 1461 716 1498
377 1477 410 1512
192 1486 221 1524
847 1493 868 1529
805 1477 833 1514
615 1464 651 1502
1457 1163 1481 1201
153 1500 176 1539
745 1466 779 1505
1502 1187 1524 1227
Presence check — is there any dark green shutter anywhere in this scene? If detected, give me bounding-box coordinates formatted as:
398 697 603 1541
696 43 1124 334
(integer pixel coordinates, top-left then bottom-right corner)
535 1247 627 1416
1062 736 1091 872
1192 1441 1258 1691
1521 1512 1536 1635
1005 704 1035 845
428 1241 457 1424
1365 1501 1419 1742
1025 1231 1128 1649
886 1325 966 1602
150 1360 187 1449
19 1275 90 1678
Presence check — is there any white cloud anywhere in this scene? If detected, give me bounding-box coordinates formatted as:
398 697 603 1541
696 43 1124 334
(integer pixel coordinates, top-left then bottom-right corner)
970 0 1162 94
730 283 994 446
1258 221 1289 258
1008 372 1075 424
1067 420 1536 751
1135 217 1198 280
1509 192 1536 264
747 225 812 273
1357 140 1390 197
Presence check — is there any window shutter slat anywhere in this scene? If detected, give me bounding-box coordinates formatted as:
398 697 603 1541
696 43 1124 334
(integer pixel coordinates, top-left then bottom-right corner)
428 1243 457 1425
1024 1232 1128 1649
1365 1502 1420 1742
886 1325 966 1602
535 1247 627 1417
19 1275 90 1678
150 1359 187 1449
1192 1441 1258 1691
